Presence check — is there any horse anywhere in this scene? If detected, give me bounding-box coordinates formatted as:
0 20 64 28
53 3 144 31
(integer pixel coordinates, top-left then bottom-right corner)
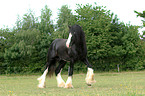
37 24 96 88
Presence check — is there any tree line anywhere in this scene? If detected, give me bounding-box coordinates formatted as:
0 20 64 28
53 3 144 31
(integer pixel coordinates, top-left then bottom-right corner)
0 3 145 74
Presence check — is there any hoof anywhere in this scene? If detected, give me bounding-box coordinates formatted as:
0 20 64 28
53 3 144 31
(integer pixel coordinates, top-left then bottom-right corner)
87 83 92 86
38 84 45 88
85 68 96 86
64 84 74 88
64 76 73 88
37 78 46 88
58 82 65 88
86 79 96 86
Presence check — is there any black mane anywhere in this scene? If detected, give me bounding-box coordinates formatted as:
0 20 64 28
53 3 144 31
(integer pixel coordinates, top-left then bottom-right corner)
69 25 87 59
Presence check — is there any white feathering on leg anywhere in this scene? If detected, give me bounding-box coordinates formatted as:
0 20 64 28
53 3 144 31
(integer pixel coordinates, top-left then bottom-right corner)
56 71 65 87
85 68 96 86
64 76 73 88
37 68 48 88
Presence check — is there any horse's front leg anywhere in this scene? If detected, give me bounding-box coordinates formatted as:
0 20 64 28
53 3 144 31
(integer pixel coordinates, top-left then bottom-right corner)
64 62 74 88
82 58 96 86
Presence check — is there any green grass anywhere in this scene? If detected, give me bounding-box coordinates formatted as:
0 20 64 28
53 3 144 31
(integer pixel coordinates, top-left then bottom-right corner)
0 71 145 96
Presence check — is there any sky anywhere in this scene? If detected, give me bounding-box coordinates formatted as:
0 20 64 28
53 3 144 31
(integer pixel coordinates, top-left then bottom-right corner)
0 0 145 33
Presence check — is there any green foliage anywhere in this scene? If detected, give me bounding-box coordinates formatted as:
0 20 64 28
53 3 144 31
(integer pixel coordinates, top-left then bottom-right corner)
134 10 145 27
54 3 145 72
0 6 54 74
55 5 77 39
0 3 145 74
134 10 145 37
39 5 54 34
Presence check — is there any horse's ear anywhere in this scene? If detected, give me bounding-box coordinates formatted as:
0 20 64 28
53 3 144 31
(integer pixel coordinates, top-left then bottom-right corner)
68 25 71 29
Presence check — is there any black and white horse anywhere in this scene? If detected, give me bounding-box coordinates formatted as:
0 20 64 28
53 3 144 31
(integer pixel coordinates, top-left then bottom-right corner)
37 25 96 88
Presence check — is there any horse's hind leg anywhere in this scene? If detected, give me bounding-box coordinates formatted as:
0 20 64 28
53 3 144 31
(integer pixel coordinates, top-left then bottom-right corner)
37 67 48 88
37 58 56 88
64 61 74 88
55 60 66 87
82 58 96 86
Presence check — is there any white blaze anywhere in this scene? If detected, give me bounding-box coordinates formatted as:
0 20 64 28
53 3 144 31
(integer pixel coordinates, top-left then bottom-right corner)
37 68 48 88
66 33 72 48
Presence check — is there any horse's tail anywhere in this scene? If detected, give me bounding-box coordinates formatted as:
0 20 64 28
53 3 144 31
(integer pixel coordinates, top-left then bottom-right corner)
46 61 56 77
46 43 57 77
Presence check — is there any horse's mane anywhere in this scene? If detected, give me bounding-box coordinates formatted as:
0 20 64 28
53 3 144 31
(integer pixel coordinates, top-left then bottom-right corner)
71 25 87 58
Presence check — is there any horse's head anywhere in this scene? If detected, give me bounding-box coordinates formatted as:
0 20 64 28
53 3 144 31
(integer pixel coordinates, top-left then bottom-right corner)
66 25 84 48
66 26 75 48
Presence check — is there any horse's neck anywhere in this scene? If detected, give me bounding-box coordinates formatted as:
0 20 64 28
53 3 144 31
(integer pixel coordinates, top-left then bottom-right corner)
75 34 86 47
74 36 87 54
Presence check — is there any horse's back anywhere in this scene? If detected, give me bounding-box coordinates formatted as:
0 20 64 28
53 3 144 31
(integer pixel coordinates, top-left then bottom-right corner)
49 39 71 60
52 39 67 49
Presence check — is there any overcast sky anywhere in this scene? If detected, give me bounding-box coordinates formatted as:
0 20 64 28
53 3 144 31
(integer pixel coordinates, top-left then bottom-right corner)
0 0 145 33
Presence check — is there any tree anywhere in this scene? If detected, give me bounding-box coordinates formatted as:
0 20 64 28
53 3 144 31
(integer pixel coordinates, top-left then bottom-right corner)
134 10 145 27
75 3 145 71
55 5 77 39
39 5 54 34
134 10 145 69
2 6 54 74
0 4 145 74
16 9 39 31
75 4 113 70
38 5 54 59
134 10 145 39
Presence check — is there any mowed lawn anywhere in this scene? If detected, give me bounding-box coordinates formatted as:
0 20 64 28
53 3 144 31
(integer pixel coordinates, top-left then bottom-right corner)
0 71 145 96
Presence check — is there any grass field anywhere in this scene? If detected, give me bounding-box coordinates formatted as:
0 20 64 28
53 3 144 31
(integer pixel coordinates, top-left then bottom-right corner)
0 71 145 96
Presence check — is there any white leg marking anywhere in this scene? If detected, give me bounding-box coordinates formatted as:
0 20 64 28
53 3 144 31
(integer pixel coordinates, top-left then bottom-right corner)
37 68 48 88
56 70 65 87
64 76 73 88
66 33 72 48
85 68 96 86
